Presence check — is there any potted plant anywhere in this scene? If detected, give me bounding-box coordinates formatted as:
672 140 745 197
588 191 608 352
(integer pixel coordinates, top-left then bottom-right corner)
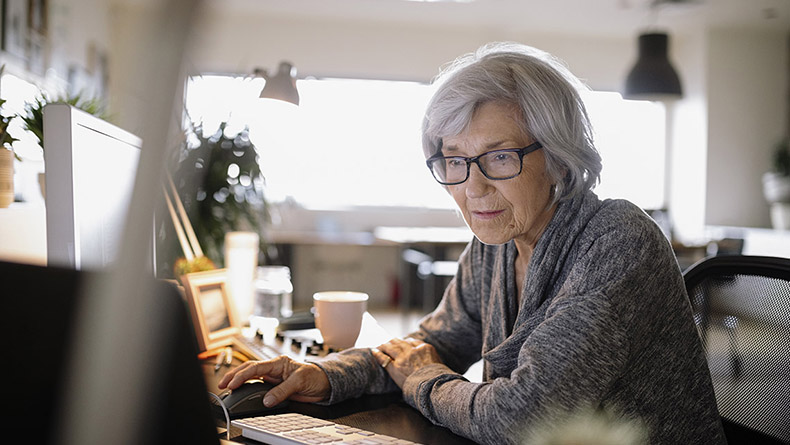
762 137 790 229
157 120 275 278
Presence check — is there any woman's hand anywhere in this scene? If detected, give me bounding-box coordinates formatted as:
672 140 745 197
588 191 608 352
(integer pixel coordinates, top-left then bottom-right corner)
371 338 444 388
218 355 330 407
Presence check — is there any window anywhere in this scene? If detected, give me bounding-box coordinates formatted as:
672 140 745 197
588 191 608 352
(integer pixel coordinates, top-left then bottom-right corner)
0 73 43 161
582 91 666 209
185 76 665 211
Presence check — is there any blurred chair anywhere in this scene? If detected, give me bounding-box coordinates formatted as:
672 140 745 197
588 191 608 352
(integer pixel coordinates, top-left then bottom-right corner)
706 237 745 257
683 255 790 444
401 248 458 313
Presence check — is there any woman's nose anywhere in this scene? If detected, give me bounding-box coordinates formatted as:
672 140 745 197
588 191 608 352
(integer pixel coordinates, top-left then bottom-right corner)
465 163 491 198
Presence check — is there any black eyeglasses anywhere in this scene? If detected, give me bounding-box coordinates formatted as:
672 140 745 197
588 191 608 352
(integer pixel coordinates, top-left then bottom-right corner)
426 141 543 185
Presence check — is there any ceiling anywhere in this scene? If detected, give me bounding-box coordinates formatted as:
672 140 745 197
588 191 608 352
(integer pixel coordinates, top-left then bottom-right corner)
208 0 790 37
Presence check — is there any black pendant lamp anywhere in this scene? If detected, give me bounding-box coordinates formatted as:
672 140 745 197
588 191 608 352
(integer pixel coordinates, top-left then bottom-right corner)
255 61 300 105
624 32 682 100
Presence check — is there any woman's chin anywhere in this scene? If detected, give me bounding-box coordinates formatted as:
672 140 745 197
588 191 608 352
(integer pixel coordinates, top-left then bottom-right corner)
470 229 511 246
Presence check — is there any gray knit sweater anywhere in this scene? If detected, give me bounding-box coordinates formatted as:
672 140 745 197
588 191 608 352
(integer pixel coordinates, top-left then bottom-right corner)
314 191 726 444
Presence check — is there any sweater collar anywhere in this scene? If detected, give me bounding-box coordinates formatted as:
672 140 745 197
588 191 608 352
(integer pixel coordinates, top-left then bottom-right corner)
516 191 602 316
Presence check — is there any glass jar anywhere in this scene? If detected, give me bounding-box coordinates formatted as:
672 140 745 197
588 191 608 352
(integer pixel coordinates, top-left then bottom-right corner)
253 265 293 319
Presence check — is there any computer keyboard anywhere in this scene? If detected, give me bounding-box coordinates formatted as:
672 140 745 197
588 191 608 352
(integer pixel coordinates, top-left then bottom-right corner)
232 412 422 444
234 335 280 361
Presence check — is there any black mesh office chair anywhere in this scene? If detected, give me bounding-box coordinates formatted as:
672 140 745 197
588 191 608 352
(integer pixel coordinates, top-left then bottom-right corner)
683 255 790 444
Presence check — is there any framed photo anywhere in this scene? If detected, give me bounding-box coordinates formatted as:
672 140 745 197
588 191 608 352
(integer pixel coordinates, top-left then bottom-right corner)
2 0 29 60
25 0 46 74
180 268 242 352
27 0 45 36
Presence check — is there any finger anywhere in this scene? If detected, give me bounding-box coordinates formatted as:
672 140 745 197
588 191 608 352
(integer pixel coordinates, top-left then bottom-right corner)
377 342 396 360
218 360 258 389
261 363 325 407
220 357 287 390
371 348 401 386
377 338 412 357
223 363 266 390
370 348 393 368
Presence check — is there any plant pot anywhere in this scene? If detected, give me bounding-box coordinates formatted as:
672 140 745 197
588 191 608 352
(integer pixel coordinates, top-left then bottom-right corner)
769 203 790 231
763 172 790 230
0 149 14 208
762 172 790 203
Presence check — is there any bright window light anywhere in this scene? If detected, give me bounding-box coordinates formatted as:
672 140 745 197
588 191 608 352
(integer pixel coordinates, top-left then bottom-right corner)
185 76 666 211
0 74 43 161
583 91 666 209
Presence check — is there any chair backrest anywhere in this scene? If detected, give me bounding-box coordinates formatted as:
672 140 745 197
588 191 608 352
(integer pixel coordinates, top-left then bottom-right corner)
683 255 790 444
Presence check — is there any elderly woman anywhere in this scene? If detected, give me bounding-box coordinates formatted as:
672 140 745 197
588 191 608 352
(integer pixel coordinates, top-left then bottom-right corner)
220 42 725 444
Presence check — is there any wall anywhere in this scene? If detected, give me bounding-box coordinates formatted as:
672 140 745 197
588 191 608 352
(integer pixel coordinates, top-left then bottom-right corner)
107 6 633 129
48 0 112 94
705 28 789 229
187 12 633 91
0 0 112 94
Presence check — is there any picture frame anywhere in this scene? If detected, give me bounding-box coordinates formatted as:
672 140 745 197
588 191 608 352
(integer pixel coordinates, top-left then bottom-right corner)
0 2 4 51
180 268 242 352
27 0 45 36
2 0 29 60
25 0 47 74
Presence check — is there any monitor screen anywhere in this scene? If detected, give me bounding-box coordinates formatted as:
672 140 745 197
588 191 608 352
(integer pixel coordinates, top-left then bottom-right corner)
43 103 143 270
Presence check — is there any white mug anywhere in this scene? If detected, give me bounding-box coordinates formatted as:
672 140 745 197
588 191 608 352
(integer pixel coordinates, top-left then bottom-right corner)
313 291 369 350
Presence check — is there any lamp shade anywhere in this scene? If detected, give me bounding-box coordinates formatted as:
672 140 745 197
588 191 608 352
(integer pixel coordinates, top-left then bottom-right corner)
624 33 682 100
259 61 300 105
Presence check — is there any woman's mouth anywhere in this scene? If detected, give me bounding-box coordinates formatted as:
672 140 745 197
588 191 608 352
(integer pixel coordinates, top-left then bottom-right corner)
471 210 504 220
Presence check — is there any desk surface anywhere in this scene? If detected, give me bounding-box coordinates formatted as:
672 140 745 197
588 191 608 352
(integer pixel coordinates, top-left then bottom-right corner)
203 319 477 445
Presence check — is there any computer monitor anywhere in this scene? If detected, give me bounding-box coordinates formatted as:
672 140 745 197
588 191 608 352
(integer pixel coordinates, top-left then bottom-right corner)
43 103 143 270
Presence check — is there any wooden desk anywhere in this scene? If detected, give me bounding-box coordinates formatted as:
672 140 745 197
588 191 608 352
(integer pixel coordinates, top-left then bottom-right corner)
203 316 477 445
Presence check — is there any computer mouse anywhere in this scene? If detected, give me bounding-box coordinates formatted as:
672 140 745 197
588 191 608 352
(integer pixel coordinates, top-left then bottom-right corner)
218 379 288 418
